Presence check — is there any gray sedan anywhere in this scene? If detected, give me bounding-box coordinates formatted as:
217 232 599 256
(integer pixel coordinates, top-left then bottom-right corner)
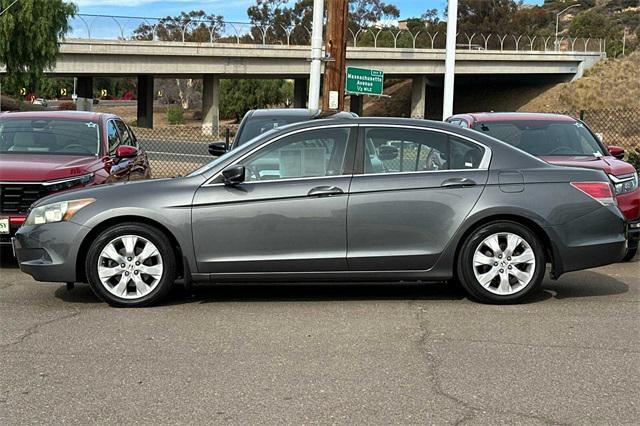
13 118 627 307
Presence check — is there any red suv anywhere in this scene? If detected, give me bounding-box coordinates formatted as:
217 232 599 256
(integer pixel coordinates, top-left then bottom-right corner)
447 112 639 261
0 111 150 247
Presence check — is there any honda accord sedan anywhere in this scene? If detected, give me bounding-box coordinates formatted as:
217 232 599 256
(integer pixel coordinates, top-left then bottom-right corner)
13 118 627 306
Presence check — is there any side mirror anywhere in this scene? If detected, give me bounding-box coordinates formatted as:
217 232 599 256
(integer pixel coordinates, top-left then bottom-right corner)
208 141 227 157
115 145 138 158
608 145 625 160
377 145 399 161
221 165 245 185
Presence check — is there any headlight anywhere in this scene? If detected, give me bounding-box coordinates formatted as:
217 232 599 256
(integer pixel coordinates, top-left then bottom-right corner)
25 198 95 226
610 173 638 195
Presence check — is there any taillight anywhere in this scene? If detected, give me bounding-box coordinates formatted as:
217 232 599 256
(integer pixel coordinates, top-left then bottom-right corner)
571 182 617 206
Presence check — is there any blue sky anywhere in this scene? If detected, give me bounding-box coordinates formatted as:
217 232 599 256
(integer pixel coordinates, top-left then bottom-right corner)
73 0 544 22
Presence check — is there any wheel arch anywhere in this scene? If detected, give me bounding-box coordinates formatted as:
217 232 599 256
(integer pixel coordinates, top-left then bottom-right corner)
452 213 556 277
75 215 184 283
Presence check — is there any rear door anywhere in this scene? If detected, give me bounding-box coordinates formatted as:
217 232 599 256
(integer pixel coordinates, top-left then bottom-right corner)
347 125 490 271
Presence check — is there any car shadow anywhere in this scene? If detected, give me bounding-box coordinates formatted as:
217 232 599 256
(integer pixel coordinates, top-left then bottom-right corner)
542 270 630 299
52 269 629 307
0 249 19 269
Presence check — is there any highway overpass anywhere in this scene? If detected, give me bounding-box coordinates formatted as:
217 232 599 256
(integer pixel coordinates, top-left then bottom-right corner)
1 38 605 128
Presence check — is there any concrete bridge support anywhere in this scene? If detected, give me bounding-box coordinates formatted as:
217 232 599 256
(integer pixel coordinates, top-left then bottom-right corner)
411 75 427 119
76 76 93 111
202 74 220 136
137 75 154 128
293 78 308 109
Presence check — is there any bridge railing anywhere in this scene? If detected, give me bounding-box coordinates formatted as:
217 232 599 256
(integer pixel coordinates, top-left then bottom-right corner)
68 14 610 53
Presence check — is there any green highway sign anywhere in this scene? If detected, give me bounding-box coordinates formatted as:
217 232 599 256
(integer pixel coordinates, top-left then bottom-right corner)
346 67 384 96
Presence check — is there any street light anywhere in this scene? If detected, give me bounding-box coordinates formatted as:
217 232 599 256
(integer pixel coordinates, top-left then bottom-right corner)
555 4 580 51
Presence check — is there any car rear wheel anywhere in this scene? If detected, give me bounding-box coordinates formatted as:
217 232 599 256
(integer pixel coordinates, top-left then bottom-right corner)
457 221 545 304
85 223 176 307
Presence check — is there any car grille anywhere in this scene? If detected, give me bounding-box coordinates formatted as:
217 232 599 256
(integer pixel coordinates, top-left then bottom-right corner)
0 183 50 215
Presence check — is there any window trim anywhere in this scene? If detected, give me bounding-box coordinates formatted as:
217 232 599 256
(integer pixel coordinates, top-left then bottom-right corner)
355 124 492 176
203 124 359 186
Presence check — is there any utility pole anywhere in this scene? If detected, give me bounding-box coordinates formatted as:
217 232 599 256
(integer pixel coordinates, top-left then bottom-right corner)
442 0 458 120
322 0 349 111
307 0 325 110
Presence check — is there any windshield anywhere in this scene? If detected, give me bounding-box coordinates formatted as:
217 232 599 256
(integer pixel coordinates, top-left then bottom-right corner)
235 116 308 147
0 118 101 156
476 120 606 157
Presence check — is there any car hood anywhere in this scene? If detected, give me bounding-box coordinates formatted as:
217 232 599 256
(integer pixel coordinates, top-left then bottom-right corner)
0 154 101 182
540 155 637 177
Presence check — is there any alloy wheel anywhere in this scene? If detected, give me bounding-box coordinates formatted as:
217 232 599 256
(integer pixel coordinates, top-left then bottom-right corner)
97 235 164 299
472 232 536 295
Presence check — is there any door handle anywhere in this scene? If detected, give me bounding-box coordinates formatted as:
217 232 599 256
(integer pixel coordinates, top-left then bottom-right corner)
440 177 477 188
307 185 344 197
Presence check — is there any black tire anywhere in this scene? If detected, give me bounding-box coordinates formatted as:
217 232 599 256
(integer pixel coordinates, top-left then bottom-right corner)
456 221 546 304
622 247 637 262
85 223 176 307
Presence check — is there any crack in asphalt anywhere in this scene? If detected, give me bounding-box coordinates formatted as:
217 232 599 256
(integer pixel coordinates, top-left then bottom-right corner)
0 310 81 349
410 301 568 426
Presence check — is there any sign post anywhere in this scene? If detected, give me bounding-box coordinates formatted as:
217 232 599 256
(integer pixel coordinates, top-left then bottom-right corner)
345 67 384 96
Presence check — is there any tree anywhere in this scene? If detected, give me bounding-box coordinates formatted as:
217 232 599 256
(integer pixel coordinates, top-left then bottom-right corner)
0 0 77 95
349 0 399 29
133 10 224 42
220 79 292 121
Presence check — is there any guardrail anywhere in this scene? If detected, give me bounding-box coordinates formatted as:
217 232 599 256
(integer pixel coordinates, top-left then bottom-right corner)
68 13 611 53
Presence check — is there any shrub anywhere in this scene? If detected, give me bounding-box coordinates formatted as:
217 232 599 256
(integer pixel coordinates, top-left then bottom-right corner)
167 106 184 125
57 101 76 110
626 148 640 172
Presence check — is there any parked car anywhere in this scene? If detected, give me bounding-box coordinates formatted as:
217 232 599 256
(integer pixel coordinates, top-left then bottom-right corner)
0 111 150 248
32 98 48 107
447 112 639 261
13 118 628 307
208 108 358 156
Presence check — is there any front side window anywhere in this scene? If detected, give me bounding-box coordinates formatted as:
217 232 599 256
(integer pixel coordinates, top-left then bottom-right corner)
0 118 100 156
107 121 121 155
476 120 606 157
240 127 351 182
363 127 484 174
114 120 135 147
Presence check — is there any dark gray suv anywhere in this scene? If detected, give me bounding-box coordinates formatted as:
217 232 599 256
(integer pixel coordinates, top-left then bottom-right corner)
13 118 627 307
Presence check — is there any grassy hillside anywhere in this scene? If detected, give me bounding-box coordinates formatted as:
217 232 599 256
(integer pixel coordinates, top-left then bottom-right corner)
519 51 640 112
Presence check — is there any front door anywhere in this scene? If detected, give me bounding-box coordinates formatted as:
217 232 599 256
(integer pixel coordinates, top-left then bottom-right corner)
347 126 489 271
192 126 356 274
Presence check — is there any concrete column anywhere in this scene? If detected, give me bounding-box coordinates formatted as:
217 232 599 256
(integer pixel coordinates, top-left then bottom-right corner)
293 78 307 109
202 74 220 136
350 95 363 116
410 75 426 119
76 76 93 111
137 75 154 128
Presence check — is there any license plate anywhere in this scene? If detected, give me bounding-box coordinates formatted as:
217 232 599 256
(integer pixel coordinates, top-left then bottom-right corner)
0 218 9 234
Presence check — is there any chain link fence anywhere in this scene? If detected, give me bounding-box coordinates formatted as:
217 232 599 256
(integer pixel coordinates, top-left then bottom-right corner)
137 108 639 178
133 125 238 178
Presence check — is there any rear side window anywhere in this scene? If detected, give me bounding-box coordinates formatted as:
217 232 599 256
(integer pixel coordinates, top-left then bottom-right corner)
363 127 485 174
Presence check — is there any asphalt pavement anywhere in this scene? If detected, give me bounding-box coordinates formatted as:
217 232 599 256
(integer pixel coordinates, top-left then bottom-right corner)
1 252 638 425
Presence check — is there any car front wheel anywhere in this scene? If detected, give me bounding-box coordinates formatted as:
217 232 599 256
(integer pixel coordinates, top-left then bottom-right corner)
85 223 176 307
457 221 546 304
